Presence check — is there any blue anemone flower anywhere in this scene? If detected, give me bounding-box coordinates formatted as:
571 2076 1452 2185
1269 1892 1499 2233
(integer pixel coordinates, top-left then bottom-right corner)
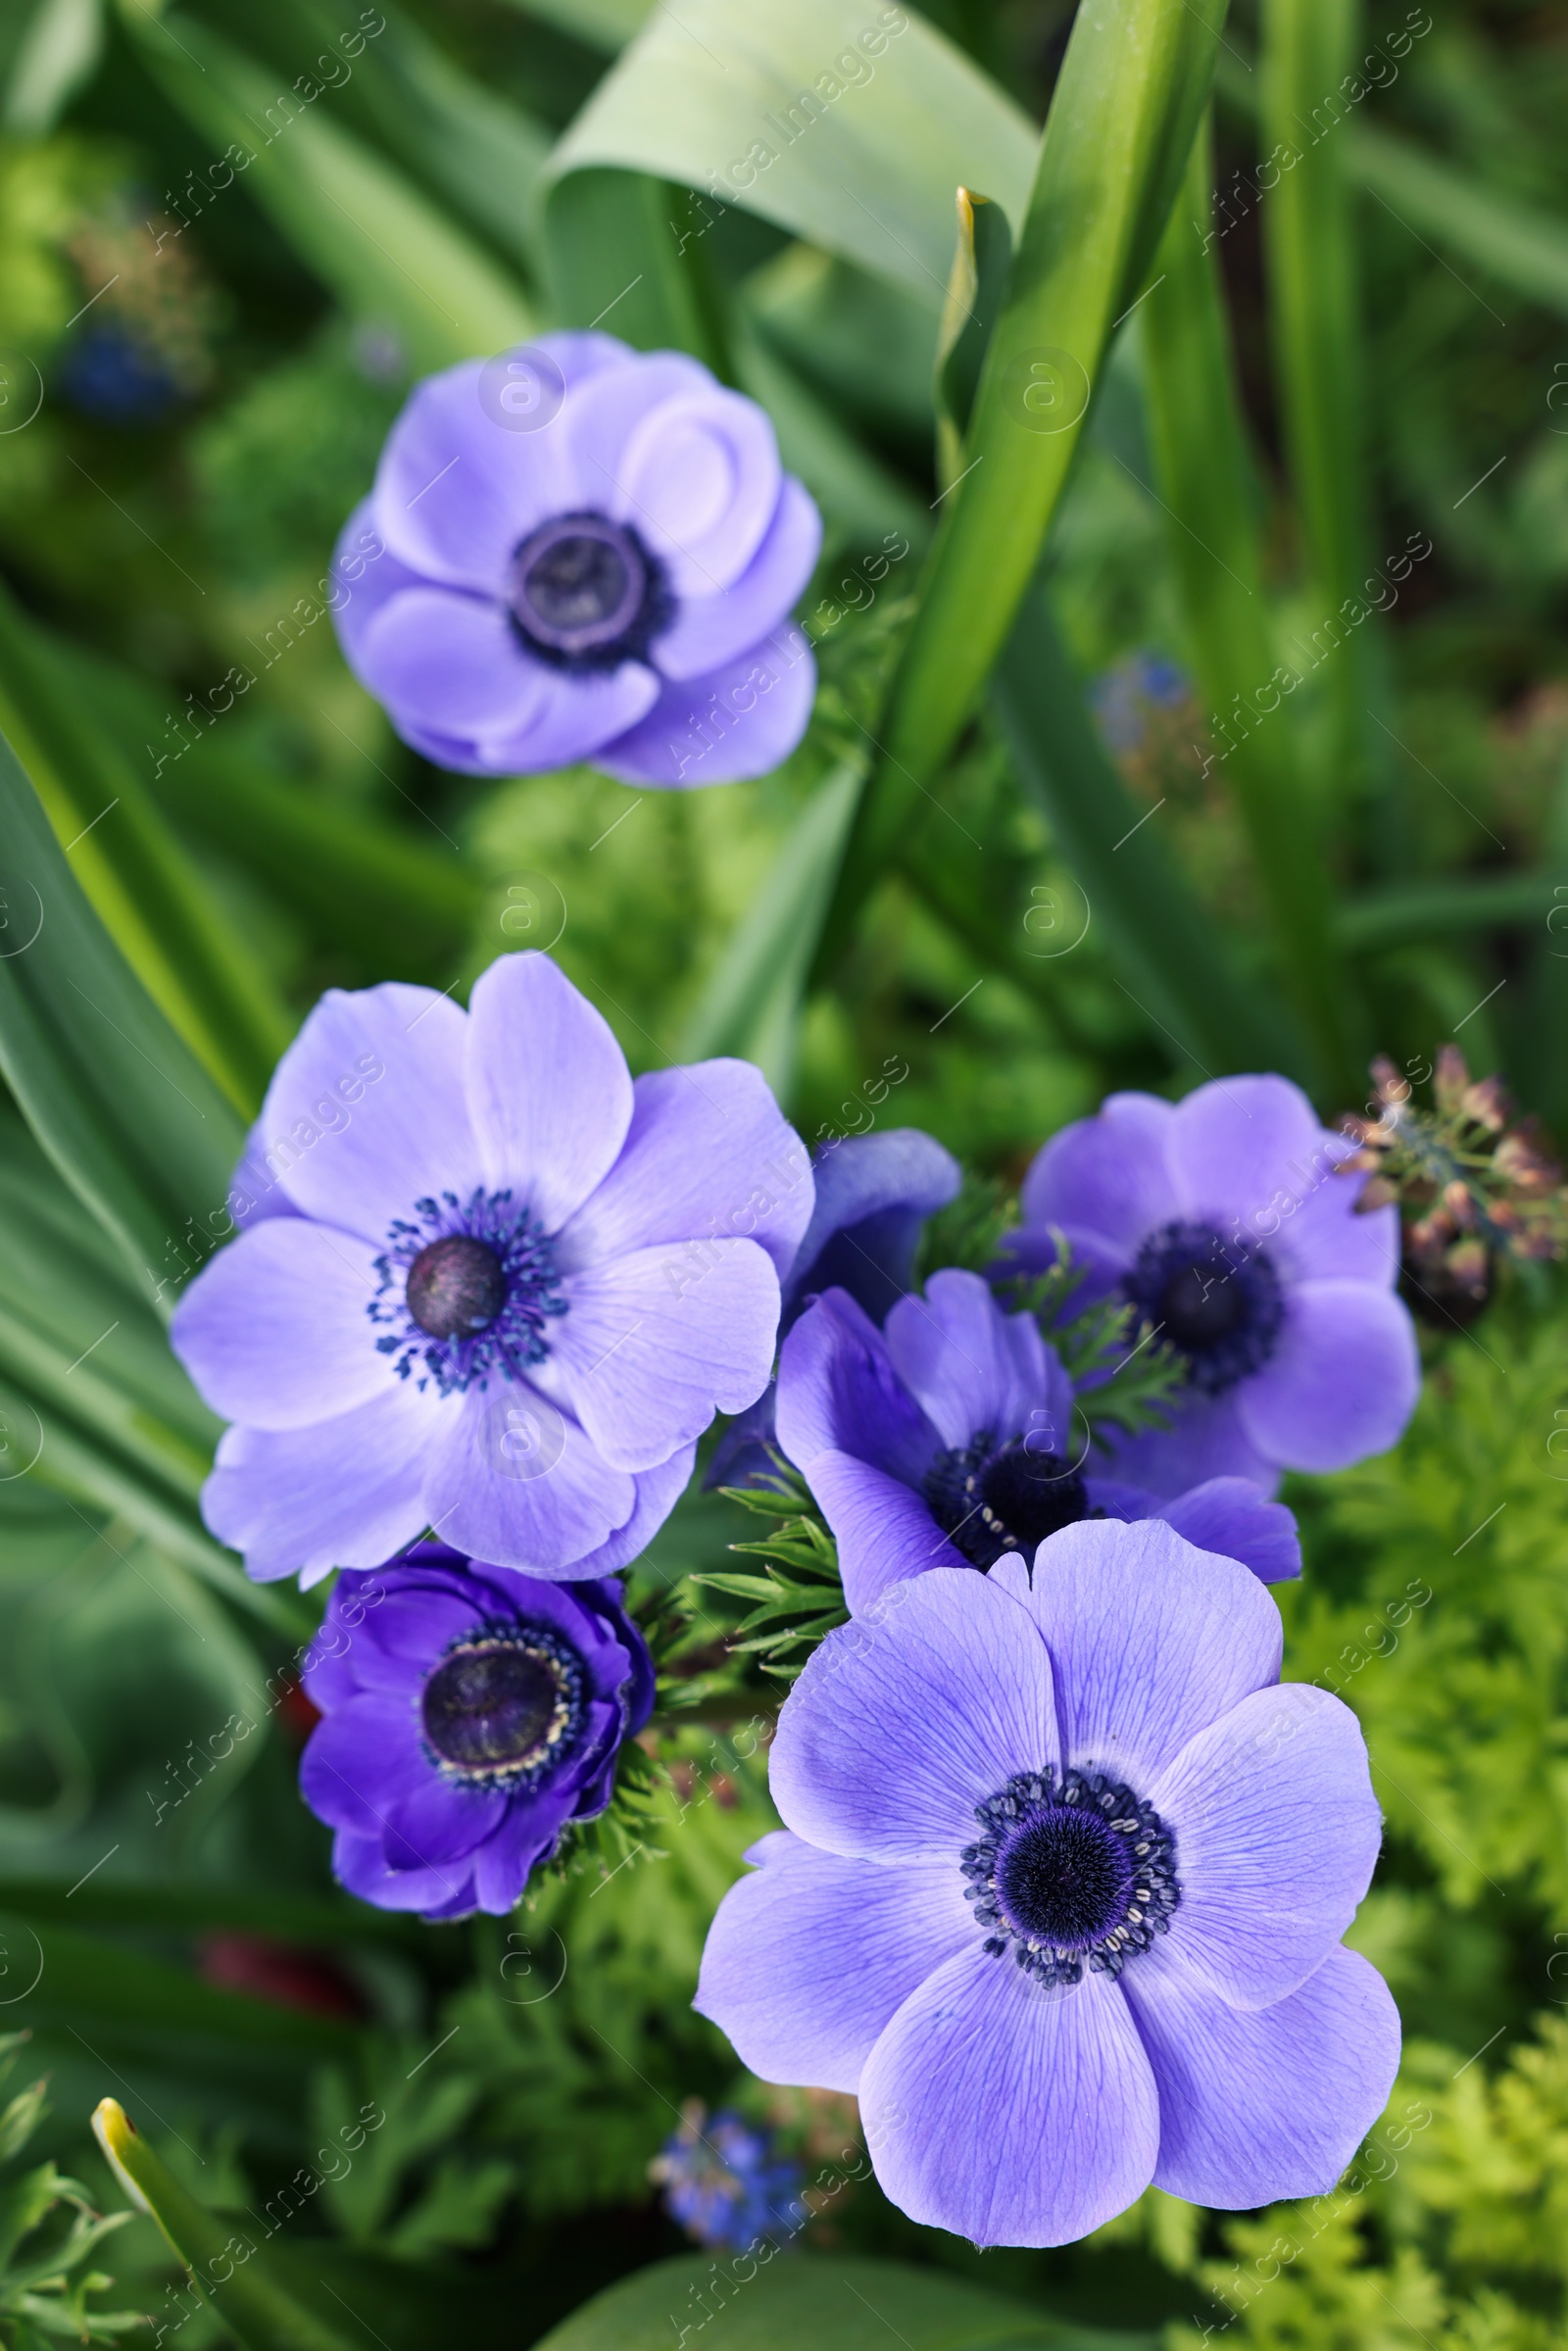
1002 1076 1420 1494
171 952 811 1586
696 1521 1399 2247
331 332 820 783
774 1266 1299 1610
708 1127 960 1490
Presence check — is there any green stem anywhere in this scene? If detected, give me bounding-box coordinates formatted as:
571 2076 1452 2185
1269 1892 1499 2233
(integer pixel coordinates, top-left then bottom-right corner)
811 0 1232 981
1142 118 1363 1101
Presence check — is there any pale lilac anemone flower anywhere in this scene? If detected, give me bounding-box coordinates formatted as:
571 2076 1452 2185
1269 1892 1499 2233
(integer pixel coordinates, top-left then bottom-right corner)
697 1521 1399 2247
171 953 811 1586
1004 1076 1419 1494
332 332 820 785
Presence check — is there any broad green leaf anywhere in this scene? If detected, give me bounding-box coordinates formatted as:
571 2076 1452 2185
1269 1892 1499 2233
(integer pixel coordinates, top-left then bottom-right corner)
1141 120 1361 1100
0 582 292 1116
542 0 1038 308
0 1112 300 1629
678 761 861 1093
57 625 481 980
184 0 553 276
501 0 650 48
118 5 533 368
991 581 1294 1079
815 0 1230 973
532 2250 1158 2351
0 730 244 1317
2 0 102 132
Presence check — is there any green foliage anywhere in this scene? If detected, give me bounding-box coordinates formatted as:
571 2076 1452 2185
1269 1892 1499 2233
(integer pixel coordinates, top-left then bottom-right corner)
1280 1299 1568 1912
699 1466 848 1683
0 2035 137 2349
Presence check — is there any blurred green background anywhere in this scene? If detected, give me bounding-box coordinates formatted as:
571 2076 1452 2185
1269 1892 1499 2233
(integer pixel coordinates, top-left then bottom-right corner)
1 0 1568 2344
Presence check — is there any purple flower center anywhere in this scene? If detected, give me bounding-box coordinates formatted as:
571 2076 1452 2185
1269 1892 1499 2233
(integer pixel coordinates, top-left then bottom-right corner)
924 1433 1090 1570
961 1767 1179 1987
421 1626 582 1786
508 512 672 670
406 1235 507 1340
369 1187 567 1396
1123 1219 1284 1395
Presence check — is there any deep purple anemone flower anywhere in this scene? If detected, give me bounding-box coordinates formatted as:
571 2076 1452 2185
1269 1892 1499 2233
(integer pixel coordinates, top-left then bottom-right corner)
330 332 820 786
171 952 811 1586
1004 1075 1419 1494
696 1522 1399 2246
299 1546 653 1919
709 1128 960 1490
774 1269 1299 1610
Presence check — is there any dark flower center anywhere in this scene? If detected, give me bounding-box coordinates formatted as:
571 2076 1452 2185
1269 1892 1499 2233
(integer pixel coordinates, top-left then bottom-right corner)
924 1433 1089 1570
963 1768 1180 1988
421 1632 582 1783
406 1235 507 1340
1123 1218 1284 1396
508 512 671 670
370 1188 567 1398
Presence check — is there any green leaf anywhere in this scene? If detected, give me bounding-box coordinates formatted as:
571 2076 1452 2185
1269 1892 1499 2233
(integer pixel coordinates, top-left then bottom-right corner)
544 166 729 373
1337 871 1551 952
731 312 930 550
1257 0 1381 809
0 580 292 1117
93 2098 358 2351
677 762 861 1094
1141 117 1361 1100
815 0 1231 973
934 188 1013 487
1349 119 1568 318
499 0 649 49
0 730 244 1317
990 580 1294 1078
531 2250 1157 2351
187 0 553 276
542 0 1038 307
58 625 481 979
118 6 534 368
1214 50 1568 321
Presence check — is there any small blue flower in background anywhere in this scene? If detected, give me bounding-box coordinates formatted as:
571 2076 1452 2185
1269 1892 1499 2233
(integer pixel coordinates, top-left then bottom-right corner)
171 951 811 1586
1092 650 1194 758
298 1545 653 1919
331 332 821 784
1003 1074 1420 1494
774 1266 1299 1608
709 1128 960 1490
696 1520 1399 2247
59 319 183 424
651 2105 804 2250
